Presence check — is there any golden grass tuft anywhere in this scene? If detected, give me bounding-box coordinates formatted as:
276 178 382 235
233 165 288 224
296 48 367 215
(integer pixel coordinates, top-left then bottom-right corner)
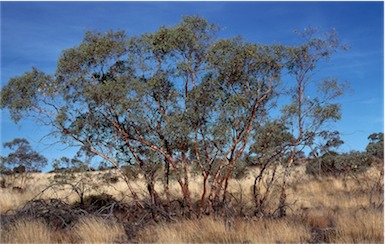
73 217 126 243
2 218 51 243
335 208 384 243
137 217 311 243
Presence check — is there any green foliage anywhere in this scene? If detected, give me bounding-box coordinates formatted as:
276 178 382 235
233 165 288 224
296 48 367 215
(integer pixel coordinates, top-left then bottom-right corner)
366 132 384 160
307 132 382 176
306 151 372 176
231 159 250 180
282 28 348 151
101 172 120 184
248 120 293 166
309 130 344 159
0 68 54 123
0 138 47 189
1 138 48 172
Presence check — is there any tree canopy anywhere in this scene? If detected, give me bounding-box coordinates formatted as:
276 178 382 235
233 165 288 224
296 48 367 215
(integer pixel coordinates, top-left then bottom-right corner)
1 138 48 172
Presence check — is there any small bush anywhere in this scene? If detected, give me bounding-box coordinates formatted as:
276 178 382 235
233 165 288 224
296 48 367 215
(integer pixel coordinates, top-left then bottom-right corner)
81 193 117 211
306 151 372 176
121 165 140 180
0 177 6 188
103 172 120 184
231 160 249 179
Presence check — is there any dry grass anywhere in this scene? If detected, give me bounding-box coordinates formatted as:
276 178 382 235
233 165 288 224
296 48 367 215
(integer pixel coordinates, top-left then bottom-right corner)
0 190 35 214
0 165 383 243
0 174 47 214
335 208 384 243
1 218 51 243
0 217 126 243
138 217 310 243
73 217 126 243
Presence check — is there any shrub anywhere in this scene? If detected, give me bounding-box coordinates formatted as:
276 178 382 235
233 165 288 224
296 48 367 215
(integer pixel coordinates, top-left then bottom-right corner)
306 151 372 176
231 159 249 179
81 193 117 211
102 172 120 184
0 177 6 188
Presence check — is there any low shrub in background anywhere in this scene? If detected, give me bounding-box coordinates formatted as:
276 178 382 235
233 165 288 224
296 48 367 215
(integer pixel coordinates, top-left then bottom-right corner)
306 151 373 176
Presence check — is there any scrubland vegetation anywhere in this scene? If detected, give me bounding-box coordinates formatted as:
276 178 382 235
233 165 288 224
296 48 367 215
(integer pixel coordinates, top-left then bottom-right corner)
0 16 383 243
0 162 383 243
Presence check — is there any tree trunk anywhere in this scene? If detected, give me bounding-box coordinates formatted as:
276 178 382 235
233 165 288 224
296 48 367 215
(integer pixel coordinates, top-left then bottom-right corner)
200 173 208 215
163 159 171 212
278 153 294 217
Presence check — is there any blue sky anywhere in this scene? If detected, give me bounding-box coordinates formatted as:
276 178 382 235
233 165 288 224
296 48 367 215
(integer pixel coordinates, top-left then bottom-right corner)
1 2 383 168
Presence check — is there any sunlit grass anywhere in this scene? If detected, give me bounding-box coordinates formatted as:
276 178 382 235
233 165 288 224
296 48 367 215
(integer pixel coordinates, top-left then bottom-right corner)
137 217 311 243
1 218 51 243
74 217 126 243
0 165 383 243
335 208 384 243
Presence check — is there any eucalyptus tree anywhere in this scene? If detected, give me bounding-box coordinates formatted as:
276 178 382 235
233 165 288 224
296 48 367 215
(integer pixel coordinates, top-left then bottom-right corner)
1 16 221 212
122 16 220 212
1 138 48 189
191 38 284 213
1 17 347 217
277 28 348 217
1 138 48 172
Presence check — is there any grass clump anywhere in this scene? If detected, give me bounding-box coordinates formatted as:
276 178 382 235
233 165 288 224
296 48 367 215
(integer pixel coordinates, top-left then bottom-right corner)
2 218 51 243
74 217 126 243
137 217 311 243
335 208 384 243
